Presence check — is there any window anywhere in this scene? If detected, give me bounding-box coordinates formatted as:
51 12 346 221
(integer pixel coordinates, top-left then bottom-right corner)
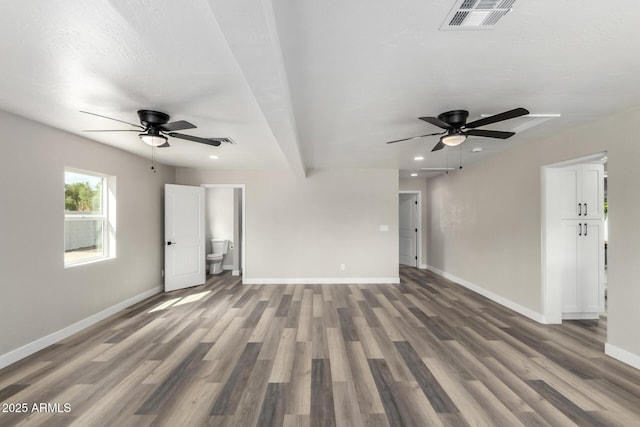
64 169 114 265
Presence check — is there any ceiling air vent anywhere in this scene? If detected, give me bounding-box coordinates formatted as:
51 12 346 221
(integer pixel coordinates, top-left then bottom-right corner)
440 0 518 30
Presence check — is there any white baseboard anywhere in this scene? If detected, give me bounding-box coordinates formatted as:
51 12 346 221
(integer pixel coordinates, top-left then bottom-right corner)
232 270 241 276
419 264 428 270
562 312 600 320
605 343 640 370
243 277 400 285
0 286 162 370
426 265 545 323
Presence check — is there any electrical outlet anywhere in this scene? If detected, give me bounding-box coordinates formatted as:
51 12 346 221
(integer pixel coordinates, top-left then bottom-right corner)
340 264 346 271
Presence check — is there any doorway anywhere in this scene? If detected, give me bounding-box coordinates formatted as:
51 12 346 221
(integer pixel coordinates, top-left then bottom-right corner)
542 152 607 323
399 191 421 267
202 184 245 279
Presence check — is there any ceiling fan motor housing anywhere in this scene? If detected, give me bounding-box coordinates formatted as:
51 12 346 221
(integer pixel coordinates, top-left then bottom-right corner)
138 110 170 127
438 110 469 128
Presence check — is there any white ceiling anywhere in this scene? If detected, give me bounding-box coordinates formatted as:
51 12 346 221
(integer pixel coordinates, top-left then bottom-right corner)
1 1 640 177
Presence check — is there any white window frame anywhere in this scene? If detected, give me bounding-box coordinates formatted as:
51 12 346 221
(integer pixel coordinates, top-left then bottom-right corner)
64 168 116 267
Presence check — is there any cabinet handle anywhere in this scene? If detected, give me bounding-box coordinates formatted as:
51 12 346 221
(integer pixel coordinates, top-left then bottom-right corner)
578 223 582 236
584 203 587 216
578 203 582 216
584 223 588 236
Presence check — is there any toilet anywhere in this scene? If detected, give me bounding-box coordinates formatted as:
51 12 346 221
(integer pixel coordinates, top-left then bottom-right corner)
206 239 229 275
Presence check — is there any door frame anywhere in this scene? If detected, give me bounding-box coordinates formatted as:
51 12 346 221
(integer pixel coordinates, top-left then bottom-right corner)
399 190 423 268
541 151 606 323
201 184 246 283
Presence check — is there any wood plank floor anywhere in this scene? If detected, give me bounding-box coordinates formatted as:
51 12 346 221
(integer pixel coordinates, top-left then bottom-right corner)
1 266 639 426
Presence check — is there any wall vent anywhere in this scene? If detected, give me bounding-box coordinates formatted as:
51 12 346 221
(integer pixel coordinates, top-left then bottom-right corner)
440 0 518 30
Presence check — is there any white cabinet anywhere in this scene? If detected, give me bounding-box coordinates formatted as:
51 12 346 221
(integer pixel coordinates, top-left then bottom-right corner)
559 164 604 220
561 220 604 318
543 155 607 324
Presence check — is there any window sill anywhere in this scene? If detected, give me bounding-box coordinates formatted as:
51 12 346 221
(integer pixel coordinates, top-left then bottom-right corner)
64 255 115 269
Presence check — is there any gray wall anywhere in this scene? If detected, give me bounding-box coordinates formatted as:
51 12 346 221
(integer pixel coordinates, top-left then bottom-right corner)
177 168 399 282
425 103 640 362
0 109 174 358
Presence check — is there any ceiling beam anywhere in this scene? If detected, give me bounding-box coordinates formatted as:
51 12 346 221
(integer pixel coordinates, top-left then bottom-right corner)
206 0 307 178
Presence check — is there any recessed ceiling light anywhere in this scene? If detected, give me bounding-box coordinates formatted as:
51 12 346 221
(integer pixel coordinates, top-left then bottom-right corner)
414 156 424 161
209 155 219 159
410 173 418 177
471 147 483 153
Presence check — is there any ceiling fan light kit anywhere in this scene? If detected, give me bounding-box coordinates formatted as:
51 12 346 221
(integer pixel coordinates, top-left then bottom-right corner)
441 133 467 146
139 126 168 146
140 134 167 146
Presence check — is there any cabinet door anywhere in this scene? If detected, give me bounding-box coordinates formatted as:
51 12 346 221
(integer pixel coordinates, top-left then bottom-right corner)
559 167 581 219
561 222 580 313
581 165 604 219
557 164 604 220
578 221 604 313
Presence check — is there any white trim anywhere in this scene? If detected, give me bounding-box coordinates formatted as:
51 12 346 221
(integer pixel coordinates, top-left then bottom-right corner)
605 343 640 370
232 270 241 276
427 265 546 323
419 264 428 270
243 277 400 285
222 264 234 270
0 286 162 370
562 312 600 320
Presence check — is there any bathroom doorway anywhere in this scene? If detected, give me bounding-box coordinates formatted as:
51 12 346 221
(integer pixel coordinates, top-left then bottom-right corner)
202 184 245 278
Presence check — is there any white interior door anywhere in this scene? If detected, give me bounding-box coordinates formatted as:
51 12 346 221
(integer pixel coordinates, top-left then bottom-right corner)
399 193 417 267
165 184 205 292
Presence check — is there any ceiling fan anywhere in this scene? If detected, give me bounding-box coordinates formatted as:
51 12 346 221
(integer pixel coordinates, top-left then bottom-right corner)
81 110 233 148
386 107 529 151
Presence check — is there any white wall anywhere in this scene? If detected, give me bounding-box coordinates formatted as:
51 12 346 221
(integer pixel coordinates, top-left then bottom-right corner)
399 178 428 268
0 109 174 364
426 103 640 365
177 168 399 283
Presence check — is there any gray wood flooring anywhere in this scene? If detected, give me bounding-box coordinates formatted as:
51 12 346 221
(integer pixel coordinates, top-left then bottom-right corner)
1 266 639 426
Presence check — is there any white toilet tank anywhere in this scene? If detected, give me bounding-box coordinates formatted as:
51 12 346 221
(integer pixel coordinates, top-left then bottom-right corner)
211 239 229 254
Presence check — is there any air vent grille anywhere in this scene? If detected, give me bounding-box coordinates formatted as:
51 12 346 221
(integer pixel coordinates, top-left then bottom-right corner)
499 0 517 9
484 10 509 26
441 0 518 30
477 0 501 10
460 0 477 9
450 11 469 26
